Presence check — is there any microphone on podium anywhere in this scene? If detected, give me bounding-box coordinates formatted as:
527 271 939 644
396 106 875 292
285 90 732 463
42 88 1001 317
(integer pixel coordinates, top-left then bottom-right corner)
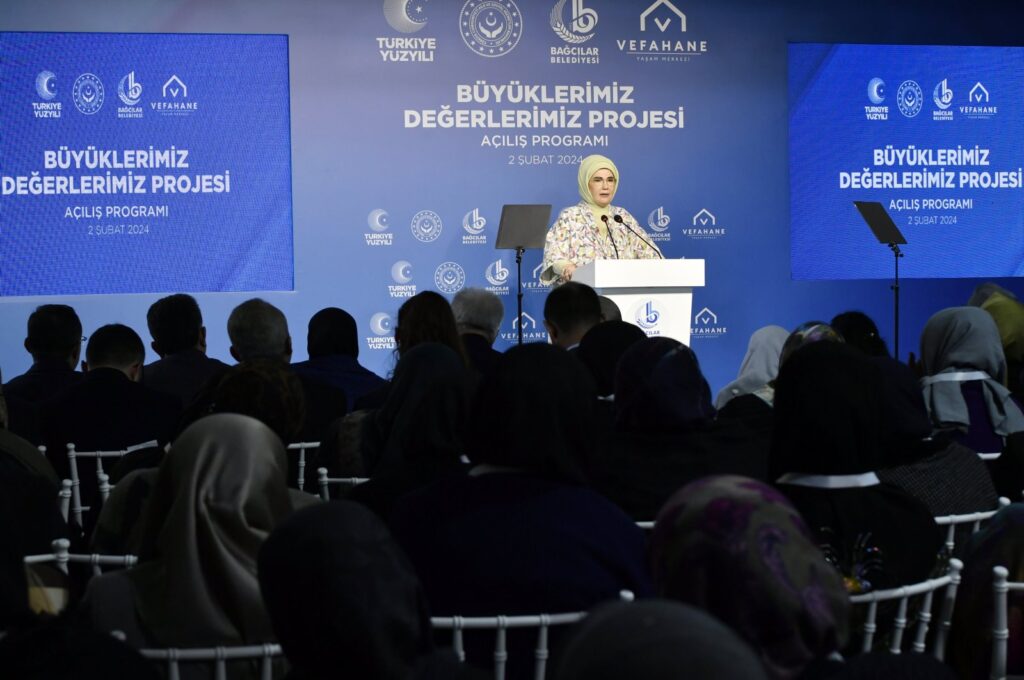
600 215 620 258
613 214 663 258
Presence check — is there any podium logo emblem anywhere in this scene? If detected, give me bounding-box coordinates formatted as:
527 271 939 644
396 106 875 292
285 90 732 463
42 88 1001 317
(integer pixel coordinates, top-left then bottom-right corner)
635 301 662 330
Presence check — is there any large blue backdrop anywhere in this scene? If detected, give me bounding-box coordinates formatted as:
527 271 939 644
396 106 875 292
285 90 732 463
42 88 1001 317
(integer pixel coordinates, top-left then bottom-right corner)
1 0 1023 395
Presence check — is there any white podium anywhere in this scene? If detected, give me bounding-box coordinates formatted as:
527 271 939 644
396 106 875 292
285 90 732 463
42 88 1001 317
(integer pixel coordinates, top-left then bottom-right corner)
574 259 705 345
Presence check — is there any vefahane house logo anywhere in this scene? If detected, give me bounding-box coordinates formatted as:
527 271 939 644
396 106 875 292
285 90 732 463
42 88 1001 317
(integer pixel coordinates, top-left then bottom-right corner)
500 311 547 342
72 73 104 115
117 71 144 119
151 75 198 116
388 260 417 299
864 77 887 121
690 306 727 340
961 82 997 119
411 210 443 243
365 209 394 246
379 0 436 63
32 71 61 119
549 0 599 65
434 261 467 294
523 262 547 293
460 0 523 58
617 0 709 64
462 208 487 245
366 312 397 350
681 208 726 240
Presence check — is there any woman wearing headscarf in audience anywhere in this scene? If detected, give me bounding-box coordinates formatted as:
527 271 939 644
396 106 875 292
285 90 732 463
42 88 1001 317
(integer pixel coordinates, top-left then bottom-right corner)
872 355 999 519
552 599 769 680
649 475 849 680
346 343 471 520
391 343 652 678
919 306 1024 498
948 503 1024 679
575 320 647 399
717 322 842 447
586 337 765 520
771 342 942 592
81 414 296 678
829 311 889 358
258 501 481 680
715 325 789 410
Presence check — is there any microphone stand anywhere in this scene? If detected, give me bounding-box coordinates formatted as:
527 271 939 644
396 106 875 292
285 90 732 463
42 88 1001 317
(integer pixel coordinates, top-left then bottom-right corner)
600 215 620 258
515 246 524 345
614 214 663 258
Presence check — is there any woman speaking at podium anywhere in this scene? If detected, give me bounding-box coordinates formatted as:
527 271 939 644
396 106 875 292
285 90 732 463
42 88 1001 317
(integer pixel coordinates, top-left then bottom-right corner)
540 154 663 286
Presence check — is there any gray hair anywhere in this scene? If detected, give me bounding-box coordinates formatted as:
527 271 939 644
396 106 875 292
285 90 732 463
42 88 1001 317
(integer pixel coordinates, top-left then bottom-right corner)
451 288 504 343
227 298 290 360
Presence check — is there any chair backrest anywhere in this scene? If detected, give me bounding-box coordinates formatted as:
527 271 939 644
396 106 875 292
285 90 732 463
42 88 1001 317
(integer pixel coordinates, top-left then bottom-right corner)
848 558 964 659
432 612 585 680
934 497 1011 555
990 565 1024 680
65 441 154 526
315 466 368 501
138 643 282 680
286 441 320 491
23 538 138 578
635 521 654 531
58 479 73 523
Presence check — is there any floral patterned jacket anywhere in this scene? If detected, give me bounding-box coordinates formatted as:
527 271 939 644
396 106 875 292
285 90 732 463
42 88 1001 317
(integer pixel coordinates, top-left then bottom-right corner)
540 201 662 285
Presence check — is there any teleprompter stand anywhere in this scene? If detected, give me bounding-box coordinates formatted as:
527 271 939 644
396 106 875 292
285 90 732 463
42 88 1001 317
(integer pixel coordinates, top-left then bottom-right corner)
854 201 908 359
495 204 552 345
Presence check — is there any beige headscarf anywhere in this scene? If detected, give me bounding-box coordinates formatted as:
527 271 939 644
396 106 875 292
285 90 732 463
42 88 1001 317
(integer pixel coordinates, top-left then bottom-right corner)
578 154 619 230
126 413 295 646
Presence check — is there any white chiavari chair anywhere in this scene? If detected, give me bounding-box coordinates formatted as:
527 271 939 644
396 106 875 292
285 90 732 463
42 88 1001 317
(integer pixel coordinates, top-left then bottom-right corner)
315 466 368 500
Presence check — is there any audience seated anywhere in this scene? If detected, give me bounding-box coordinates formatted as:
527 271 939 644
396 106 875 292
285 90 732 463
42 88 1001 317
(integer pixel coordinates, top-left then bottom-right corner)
552 599 768 680
450 288 504 378
543 281 602 351
346 343 471 520
714 324 788 409
872 355 998 518
649 475 850 680
142 293 229 408
771 342 942 592
391 343 652 678
4 304 84 443
969 282 1024 394
948 503 1024 679
717 322 842 446
291 307 386 410
258 501 473 680
575 320 646 399
587 337 766 520
596 295 621 322
830 310 890 357
919 306 1024 497
81 414 295 665
355 291 468 410
41 324 181 530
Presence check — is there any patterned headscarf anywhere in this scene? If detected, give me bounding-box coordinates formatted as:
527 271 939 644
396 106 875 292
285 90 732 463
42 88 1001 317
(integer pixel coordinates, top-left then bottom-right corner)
650 475 849 680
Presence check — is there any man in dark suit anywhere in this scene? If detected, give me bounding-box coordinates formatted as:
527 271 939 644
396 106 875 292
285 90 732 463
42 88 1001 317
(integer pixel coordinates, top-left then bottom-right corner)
41 324 181 529
291 307 385 410
4 305 85 444
451 288 504 377
142 293 229 408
